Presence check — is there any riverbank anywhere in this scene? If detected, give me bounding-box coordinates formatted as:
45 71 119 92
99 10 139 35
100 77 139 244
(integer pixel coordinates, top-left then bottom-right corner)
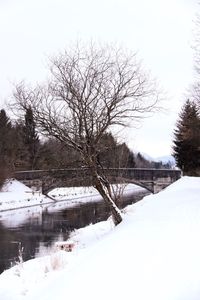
0 184 148 274
0 176 200 300
0 179 145 212
0 180 51 211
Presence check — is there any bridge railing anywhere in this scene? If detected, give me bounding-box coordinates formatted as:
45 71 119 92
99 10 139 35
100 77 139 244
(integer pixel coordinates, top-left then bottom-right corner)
14 168 181 181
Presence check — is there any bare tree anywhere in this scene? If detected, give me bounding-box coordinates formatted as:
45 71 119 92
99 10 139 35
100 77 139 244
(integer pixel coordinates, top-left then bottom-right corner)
12 44 159 225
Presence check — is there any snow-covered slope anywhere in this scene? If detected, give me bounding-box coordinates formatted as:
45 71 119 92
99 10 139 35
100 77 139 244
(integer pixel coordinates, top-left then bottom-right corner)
0 179 51 210
0 176 200 300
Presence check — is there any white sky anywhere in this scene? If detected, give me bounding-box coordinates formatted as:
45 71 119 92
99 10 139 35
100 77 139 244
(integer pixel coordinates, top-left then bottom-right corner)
0 0 198 157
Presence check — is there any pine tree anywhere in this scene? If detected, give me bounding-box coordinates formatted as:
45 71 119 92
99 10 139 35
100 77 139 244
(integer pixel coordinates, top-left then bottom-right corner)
23 106 40 169
135 152 153 168
0 109 13 187
0 109 13 164
172 100 200 175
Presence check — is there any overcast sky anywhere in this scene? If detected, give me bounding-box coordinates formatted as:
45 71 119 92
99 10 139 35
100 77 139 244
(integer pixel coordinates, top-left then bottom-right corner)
0 0 198 157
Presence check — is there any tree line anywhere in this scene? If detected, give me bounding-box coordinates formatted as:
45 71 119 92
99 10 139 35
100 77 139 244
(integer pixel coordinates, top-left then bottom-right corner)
0 104 170 189
0 107 135 179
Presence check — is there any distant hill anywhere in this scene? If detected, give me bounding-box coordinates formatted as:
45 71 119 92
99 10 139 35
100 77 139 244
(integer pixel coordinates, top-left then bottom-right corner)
135 152 176 168
155 155 176 167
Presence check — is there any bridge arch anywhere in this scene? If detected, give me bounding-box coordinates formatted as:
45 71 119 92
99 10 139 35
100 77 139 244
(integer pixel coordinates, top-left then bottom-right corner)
14 168 181 195
113 177 154 193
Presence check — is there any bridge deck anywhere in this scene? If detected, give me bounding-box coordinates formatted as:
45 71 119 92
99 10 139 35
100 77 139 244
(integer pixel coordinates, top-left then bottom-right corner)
14 168 182 194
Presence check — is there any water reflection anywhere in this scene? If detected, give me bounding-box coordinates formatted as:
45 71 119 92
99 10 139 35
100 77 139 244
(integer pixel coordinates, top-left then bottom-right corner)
0 190 148 274
0 206 44 228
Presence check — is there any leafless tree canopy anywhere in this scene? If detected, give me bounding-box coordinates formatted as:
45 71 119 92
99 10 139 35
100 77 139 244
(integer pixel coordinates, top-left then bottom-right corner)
12 44 159 225
190 82 200 110
14 45 158 152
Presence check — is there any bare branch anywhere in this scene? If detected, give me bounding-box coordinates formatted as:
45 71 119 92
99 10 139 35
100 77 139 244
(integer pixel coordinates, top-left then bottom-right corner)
11 43 160 225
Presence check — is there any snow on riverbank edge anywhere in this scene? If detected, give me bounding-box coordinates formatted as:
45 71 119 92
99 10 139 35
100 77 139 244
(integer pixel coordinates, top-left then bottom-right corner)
0 179 145 212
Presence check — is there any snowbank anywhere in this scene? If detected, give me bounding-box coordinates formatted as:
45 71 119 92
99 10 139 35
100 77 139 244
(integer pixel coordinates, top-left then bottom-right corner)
48 182 144 200
0 180 52 211
0 176 200 300
0 179 144 212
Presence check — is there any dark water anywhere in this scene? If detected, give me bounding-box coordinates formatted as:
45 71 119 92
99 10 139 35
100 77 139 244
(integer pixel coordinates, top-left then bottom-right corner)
0 190 148 274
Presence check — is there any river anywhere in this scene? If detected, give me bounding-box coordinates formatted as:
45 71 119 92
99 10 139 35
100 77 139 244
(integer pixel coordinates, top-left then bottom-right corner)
0 189 149 274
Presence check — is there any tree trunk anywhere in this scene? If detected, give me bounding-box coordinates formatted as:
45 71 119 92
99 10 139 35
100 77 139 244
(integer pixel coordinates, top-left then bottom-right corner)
93 172 123 225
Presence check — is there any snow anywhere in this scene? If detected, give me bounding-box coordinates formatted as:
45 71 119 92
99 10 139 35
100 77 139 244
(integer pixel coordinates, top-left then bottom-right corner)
0 206 44 228
48 183 143 200
0 179 51 211
48 185 98 200
0 176 200 300
0 179 145 229
0 179 144 213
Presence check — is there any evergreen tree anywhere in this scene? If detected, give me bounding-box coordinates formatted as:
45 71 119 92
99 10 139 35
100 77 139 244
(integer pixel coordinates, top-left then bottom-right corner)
0 109 11 128
11 121 29 170
0 109 13 187
0 109 13 165
135 152 153 168
23 106 40 169
172 100 200 175
127 150 135 168
97 133 135 168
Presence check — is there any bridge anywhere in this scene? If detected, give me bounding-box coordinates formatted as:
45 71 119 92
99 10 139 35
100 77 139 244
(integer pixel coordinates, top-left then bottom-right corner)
14 168 181 195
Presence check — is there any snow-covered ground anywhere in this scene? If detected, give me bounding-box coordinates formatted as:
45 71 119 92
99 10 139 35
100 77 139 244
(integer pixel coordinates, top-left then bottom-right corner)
0 179 144 212
0 180 51 211
0 176 200 300
0 179 146 232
